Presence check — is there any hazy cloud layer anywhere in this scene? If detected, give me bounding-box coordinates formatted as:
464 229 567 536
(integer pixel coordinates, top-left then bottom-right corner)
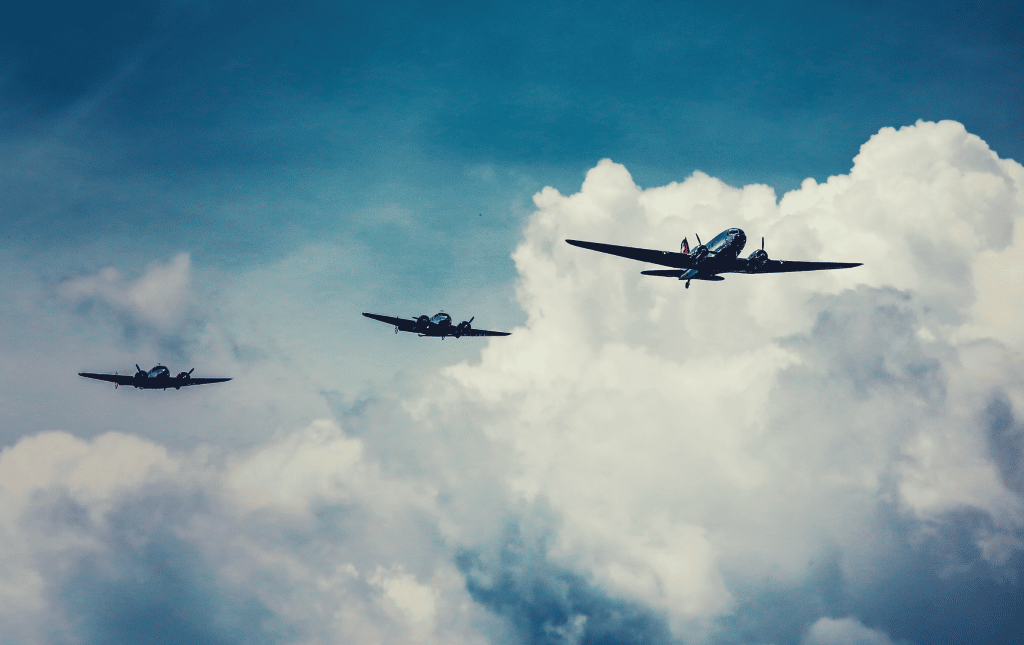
3 121 1023 644
59 253 196 351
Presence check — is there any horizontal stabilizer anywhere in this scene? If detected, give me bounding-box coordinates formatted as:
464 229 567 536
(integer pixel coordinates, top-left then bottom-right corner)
640 269 685 278
640 270 724 281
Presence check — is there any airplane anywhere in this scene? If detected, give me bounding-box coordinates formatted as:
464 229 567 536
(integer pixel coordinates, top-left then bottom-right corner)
79 365 232 390
566 228 861 288
362 312 511 338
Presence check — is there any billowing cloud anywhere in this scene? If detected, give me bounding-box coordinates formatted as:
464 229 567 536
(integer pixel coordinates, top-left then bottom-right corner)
415 120 1024 643
0 424 505 645
4 121 1023 645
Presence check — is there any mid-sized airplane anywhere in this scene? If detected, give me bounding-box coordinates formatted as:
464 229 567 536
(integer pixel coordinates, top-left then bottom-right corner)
362 312 511 338
566 228 861 288
79 365 232 390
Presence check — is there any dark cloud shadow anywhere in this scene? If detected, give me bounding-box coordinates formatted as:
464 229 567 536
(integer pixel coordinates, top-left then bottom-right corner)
33 485 290 645
985 393 1024 496
456 504 673 645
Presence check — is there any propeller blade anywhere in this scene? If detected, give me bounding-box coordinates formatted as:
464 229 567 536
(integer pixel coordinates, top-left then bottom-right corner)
136 364 142 373
762 237 764 251
695 233 702 246
188 368 195 375
469 317 474 324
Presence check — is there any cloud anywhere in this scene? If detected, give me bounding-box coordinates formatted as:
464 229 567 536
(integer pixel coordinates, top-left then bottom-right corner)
0 424 504 645
415 121 1024 641
4 121 1024 645
58 253 197 354
803 617 898 645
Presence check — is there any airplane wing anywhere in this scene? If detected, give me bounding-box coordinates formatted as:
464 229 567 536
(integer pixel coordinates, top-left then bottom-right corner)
362 312 418 332
566 240 696 269
460 328 511 337
79 372 134 386
184 377 232 386
748 260 863 273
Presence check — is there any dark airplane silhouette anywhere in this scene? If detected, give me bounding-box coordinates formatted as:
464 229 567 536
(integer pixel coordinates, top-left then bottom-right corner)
567 228 861 288
362 312 511 338
79 365 232 390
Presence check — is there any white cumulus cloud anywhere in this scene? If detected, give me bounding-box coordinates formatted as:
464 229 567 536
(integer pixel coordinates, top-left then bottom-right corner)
3 120 1023 645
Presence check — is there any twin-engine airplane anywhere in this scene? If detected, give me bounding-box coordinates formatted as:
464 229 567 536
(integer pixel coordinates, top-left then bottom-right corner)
362 312 511 338
566 228 861 288
79 365 232 390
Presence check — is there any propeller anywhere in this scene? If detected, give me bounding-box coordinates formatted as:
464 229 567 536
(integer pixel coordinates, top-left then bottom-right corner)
690 233 709 262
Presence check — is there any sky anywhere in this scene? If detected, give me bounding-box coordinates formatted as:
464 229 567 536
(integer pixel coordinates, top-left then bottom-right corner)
1 1 1023 644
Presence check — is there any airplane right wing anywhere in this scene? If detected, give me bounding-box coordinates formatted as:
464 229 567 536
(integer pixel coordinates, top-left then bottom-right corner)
460 328 512 337
185 377 233 386
79 372 135 386
566 240 697 269
362 312 418 332
747 260 863 274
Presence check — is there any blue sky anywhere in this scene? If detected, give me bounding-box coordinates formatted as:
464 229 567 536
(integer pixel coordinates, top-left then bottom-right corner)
1 2 1023 644
3 0 1021 270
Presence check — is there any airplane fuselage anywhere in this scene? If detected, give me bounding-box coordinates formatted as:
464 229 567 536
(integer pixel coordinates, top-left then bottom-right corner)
130 366 190 389
678 228 746 281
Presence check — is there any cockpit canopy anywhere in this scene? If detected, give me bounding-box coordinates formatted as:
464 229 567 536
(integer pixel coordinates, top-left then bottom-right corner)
430 312 452 325
148 366 170 378
707 228 743 251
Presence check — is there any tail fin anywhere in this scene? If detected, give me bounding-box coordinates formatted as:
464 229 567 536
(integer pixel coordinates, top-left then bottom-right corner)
681 238 690 255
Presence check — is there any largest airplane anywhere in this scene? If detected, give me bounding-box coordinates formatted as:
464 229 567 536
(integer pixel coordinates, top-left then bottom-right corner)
567 228 861 288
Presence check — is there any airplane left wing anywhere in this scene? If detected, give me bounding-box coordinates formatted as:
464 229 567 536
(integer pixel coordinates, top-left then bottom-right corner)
748 260 863 274
362 312 418 331
79 372 134 386
566 240 696 269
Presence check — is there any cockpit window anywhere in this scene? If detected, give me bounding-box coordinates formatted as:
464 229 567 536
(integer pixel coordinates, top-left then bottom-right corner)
431 313 452 324
148 366 170 378
708 230 733 250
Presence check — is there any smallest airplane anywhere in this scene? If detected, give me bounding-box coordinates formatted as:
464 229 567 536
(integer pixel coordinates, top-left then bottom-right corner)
79 365 232 390
363 312 511 338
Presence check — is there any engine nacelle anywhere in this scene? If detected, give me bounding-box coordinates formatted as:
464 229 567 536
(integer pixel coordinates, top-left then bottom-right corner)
746 248 769 272
414 315 430 332
454 318 473 338
691 245 709 262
